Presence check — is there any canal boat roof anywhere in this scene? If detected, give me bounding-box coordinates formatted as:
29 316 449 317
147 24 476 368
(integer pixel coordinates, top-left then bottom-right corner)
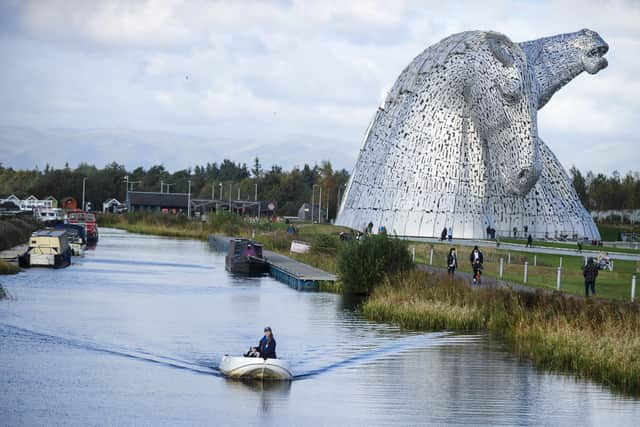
32 230 68 238
29 230 71 251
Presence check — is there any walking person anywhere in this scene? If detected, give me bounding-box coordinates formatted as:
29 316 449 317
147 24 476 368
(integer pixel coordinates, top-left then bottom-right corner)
447 248 458 277
469 246 484 285
441 227 448 241
583 257 598 297
447 227 453 242
526 234 533 248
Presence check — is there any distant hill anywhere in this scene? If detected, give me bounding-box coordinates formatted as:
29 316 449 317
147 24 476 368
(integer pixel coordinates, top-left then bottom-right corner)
0 126 356 171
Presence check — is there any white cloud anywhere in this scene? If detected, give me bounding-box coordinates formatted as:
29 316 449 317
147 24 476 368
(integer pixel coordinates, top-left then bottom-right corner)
0 0 637 173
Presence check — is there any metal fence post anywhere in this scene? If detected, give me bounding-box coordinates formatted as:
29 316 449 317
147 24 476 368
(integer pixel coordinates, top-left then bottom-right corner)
499 257 504 279
412 246 416 262
524 261 528 284
508 252 511 264
559 257 563 269
556 267 562 290
632 275 637 302
429 247 434 265
534 255 537 266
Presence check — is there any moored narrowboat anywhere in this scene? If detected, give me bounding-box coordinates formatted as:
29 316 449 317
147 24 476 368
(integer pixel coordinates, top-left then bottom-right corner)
67 211 99 244
225 239 269 275
19 230 72 268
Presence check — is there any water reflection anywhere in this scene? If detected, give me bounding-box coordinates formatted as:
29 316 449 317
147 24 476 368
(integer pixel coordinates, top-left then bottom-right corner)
224 379 292 414
0 228 638 426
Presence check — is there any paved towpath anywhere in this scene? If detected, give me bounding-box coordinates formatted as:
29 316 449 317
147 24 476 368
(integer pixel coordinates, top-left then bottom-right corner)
402 237 640 262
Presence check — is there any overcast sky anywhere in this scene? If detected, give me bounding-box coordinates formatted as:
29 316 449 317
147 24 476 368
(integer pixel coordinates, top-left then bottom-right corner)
0 0 638 174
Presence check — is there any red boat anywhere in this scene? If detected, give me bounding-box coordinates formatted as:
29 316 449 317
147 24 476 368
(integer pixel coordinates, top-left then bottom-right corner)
67 210 99 244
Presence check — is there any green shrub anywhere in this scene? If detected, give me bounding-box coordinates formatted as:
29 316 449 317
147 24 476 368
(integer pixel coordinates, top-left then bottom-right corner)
311 233 339 254
337 233 414 295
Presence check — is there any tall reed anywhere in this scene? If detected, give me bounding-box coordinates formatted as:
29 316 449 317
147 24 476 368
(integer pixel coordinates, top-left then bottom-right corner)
362 270 640 395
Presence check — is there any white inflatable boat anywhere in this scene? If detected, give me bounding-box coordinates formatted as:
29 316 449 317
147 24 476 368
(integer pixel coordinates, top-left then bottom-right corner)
219 355 293 380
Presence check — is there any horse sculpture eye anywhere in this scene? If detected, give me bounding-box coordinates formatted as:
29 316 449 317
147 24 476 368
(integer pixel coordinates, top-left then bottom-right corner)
498 86 521 104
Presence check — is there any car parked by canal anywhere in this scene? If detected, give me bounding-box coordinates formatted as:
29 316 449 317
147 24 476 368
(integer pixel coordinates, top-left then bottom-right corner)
19 230 72 268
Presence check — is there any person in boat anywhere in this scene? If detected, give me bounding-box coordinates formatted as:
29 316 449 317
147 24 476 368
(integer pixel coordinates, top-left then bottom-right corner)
246 326 277 359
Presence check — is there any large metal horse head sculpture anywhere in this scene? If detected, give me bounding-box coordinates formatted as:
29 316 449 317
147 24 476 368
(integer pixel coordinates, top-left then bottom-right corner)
337 29 608 239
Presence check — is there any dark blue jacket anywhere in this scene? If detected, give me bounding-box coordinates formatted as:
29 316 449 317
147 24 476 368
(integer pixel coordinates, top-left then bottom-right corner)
257 336 277 359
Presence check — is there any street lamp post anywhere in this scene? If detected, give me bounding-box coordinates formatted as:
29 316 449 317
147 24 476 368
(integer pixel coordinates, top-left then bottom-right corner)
82 177 87 211
311 184 318 223
187 180 192 218
124 175 129 206
318 186 322 224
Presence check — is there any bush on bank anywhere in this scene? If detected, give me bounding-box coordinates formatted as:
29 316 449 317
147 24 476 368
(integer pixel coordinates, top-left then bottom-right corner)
0 260 21 275
337 233 414 295
0 217 39 251
363 270 640 396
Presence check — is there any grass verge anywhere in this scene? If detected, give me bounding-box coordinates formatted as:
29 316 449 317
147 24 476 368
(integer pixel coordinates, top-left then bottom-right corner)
0 260 21 275
362 270 640 396
99 213 342 287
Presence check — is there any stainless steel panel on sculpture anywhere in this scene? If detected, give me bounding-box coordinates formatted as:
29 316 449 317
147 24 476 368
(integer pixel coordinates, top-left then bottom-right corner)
336 29 608 240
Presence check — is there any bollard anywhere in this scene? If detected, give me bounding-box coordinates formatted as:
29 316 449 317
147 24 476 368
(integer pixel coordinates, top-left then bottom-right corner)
611 260 614 271
499 258 504 279
508 252 511 264
524 261 528 284
559 257 563 269
632 275 637 302
534 255 537 266
556 267 562 290
412 246 416 262
429 247 434 265
584 256 588 266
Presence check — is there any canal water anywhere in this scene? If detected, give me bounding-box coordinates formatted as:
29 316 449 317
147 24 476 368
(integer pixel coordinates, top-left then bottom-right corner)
1 228 639 426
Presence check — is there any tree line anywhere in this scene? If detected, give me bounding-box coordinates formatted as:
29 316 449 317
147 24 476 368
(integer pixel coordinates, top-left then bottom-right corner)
2 161 636 217
0 159 350 219
570 167 640 211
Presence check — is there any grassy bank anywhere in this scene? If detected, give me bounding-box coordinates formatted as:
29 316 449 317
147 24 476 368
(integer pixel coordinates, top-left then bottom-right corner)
500 237 640 255
99 213 343 276
0 260 21 275
363 270 640 395
411 242 639 301
100 214 639 300
0 216 39 251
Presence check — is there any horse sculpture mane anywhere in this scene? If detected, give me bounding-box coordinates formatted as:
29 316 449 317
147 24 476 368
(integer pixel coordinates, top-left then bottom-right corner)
337 29 608 240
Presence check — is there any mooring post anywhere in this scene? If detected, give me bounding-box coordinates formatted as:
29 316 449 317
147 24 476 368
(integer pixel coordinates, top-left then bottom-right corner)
533 255 537 266
429 247 434 265
499 257 504 279
559 257 563 269
508 252 511 264
524 261 528 284
632 275 637 302
556 267 562 290
412 246 416 262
